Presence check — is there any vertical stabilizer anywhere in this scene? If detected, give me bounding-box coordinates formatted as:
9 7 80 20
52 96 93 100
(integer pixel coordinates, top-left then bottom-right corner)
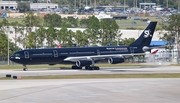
130 21 157 46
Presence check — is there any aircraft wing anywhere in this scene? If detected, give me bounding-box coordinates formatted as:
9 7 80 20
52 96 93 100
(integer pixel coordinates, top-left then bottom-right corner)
64 53 145 62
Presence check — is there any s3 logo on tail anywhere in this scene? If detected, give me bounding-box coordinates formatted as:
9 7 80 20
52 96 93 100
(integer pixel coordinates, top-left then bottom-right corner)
144 30 152 38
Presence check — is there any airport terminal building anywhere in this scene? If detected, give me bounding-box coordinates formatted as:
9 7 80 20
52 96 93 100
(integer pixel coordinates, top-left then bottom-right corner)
30 3 58 10
0 1 17 10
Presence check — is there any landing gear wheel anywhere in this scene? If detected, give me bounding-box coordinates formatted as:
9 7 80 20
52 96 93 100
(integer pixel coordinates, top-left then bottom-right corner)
85 66 90 70
23 68 28 71
72 66 82 69
87 66 100 70
94 66 100 70
92 66 100 70
23 64 28 71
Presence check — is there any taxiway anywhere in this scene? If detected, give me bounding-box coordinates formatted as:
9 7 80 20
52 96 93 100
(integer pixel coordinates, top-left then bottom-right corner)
0 78 180 103
0 65 180 103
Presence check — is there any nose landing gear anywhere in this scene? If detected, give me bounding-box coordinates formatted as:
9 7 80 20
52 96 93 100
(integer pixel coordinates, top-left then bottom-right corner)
23 64 28 71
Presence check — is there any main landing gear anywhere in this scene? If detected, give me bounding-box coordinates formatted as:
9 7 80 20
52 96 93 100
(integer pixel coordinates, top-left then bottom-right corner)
85 59 100 70
71 59 100 70
71 65 82 69
85 66 100 70
71 65 100 70
23 64 28 71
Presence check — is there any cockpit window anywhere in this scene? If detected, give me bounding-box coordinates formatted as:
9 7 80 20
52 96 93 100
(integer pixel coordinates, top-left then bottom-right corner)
15 53 20 57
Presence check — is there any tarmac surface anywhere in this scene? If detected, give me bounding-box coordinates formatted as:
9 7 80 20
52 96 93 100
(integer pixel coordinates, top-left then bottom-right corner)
0 78 180 103
0 65 180 103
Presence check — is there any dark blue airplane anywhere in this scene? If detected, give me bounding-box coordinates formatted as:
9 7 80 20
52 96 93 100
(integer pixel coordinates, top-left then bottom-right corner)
10 21 157 71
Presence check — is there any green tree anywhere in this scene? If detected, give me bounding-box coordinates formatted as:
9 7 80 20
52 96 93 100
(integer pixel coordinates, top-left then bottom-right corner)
160 14 180 48
57 26 74 47
56 26 69 46
85 16 100 45
160 14 180 61
121 38 135 45
61 17 78 28
16 27 27 49
35 26 46 47
79 18 89 28
74 30 88 46
0 28 19 57
18 2 30 12
0 31 9 56
26 32 37 48
46 26 57 47
23 11 42 28
10 21 24 48
100 19 119 46
44 13 62 27
66 30 74 47
22 11 43 48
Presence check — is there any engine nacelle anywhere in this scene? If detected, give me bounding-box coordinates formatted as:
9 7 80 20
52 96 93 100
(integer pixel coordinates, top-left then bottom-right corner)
76 60 92 67
108 57 125 64
142 46 150 52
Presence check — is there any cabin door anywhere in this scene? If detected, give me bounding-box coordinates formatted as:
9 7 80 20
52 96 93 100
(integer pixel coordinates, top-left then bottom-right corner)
24 51 29 59
97 49 100 55
130 47 134 54
53 50 58 57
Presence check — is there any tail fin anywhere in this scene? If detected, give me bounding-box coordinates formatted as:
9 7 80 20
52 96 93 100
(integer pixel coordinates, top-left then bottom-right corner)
129 21 157 46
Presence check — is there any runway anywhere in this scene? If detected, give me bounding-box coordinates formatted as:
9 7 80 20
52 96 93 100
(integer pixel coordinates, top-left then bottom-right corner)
0 65 180 103
0 78 180 103
0 65 180 77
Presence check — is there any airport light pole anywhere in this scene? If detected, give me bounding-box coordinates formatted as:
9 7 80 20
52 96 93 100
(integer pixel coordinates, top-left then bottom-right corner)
174 15 179 63
47 0 48 12
7 30 9 65
74 0 76 10
7 0 10 65
37 0 38 12
90 0 91 7
79 0 81 8
94 0 96 9
178 0 180 12
124 0 125 13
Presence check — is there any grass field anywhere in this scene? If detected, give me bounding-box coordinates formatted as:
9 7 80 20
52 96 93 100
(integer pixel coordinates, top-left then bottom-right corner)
0 18 23 23
117 16 162 29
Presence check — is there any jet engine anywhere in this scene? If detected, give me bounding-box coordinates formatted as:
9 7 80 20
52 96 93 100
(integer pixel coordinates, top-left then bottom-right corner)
76 60 92 67
142 46 150 52
108 57 125 64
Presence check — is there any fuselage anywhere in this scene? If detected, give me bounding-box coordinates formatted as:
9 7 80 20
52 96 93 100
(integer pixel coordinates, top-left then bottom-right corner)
10 45 144 65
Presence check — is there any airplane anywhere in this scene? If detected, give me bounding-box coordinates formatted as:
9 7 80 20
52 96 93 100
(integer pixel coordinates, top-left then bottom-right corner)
9 21 157 71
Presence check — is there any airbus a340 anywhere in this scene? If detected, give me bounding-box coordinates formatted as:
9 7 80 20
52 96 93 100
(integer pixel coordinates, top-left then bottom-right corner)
10 21 157 71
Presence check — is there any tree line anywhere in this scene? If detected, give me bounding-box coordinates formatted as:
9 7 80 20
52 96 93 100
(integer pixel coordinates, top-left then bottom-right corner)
0 12 136 57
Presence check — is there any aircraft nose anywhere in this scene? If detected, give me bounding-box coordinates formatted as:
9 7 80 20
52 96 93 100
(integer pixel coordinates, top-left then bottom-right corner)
9 55 14 61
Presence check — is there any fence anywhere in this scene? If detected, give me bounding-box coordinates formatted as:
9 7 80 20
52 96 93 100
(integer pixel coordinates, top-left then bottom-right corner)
0 57 17 65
